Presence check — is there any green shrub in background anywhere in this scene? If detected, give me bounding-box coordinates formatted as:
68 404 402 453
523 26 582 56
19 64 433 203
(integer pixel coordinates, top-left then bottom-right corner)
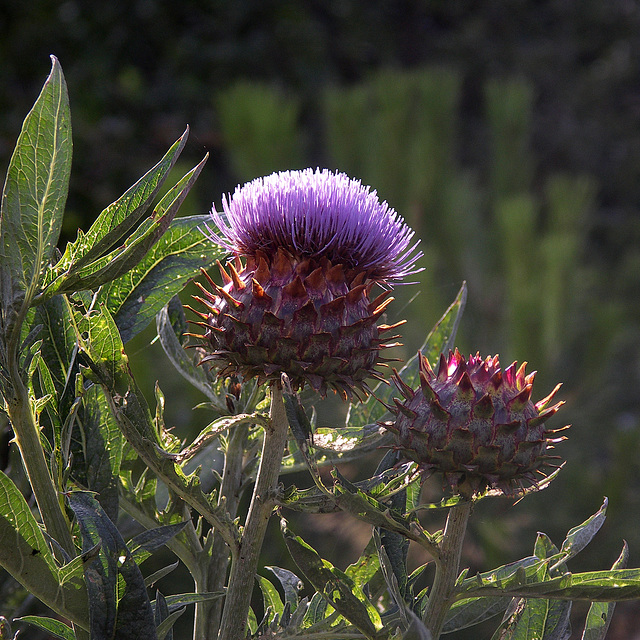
217 80 304 181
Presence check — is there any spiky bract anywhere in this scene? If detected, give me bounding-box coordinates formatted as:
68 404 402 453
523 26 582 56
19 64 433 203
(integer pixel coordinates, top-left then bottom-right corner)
386 349 567 496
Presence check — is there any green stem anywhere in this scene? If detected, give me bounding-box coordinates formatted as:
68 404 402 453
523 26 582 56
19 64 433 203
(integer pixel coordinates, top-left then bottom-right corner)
218 385 289 640
6 370 75 560
422 499 472 639
204 422 249 640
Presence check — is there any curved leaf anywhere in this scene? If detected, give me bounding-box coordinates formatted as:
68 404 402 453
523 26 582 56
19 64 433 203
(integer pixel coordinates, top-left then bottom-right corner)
50 128 188 278
46 156 207 296
0 470 89 629
14 616 74 640
0 56 71 307
99 214 225 342
282 519 382 639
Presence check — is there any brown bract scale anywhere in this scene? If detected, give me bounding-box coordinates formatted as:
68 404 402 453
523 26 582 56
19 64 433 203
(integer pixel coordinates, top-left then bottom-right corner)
384 349 568 497
189 247 404 399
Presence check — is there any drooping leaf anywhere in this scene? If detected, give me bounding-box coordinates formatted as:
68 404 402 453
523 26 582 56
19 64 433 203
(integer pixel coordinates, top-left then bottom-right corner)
156 301 223 406
14 616 75 640
98 214 223 343
266 566 304 611
176 413 268 464
443 596 511 633
0 56 71 307
67 491 158 640
0 470 89 629
257 574 285 620
128 521 189 564
50 128 188 279
282 518 382 639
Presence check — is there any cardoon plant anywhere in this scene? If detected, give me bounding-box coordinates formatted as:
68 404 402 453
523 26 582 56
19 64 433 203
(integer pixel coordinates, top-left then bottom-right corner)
1 57 640 640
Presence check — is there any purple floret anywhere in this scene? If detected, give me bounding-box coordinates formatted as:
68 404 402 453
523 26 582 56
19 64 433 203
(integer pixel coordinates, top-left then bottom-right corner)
207 168 422 284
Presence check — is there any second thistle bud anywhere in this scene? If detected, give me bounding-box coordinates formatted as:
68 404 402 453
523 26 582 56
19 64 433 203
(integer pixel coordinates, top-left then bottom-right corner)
385 349 568 496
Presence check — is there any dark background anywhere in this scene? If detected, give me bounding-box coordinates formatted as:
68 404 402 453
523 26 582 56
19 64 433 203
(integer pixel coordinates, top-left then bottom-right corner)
2 1 640 637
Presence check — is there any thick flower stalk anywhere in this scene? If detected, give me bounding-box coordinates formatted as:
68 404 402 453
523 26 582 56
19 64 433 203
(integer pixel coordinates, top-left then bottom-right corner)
387 349 567 496
192 168 422 398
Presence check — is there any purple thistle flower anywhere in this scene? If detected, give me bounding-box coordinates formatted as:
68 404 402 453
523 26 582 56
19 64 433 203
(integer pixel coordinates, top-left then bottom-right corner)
193 168 423 397
207 168 422 284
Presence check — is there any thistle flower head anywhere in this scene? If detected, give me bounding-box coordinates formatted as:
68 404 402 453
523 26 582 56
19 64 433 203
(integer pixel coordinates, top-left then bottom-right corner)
385 349 568 496
193 169 421 397
207 168 422 283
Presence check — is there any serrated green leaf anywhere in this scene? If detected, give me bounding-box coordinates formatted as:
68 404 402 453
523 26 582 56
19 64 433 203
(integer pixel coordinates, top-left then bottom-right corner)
493 597 572 640
0 56 71 306
51 128 188 278
14 616 75 640
347 281 467 429
457 556 540 595
461 567 640 602
581 542 629 640
330 469 433 550
556 498 607 567
0 470 89 629
345 537 381 588
45 155 207 297
282 519 383 638
71 383 124 522
99 214 224 342
304 592 329 626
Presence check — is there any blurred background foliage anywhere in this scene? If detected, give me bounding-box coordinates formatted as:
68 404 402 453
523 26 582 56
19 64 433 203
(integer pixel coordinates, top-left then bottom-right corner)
2 0 640 636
